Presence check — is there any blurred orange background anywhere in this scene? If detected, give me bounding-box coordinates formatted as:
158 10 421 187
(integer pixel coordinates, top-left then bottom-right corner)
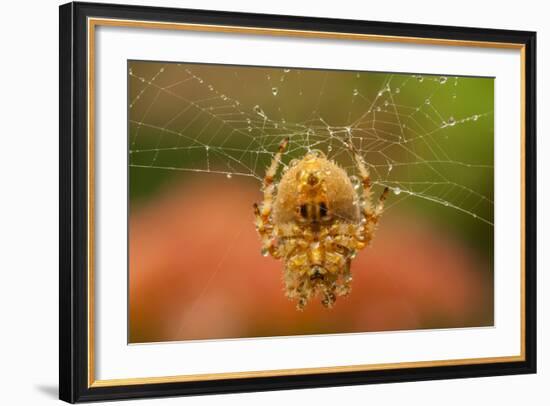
129 174 492 343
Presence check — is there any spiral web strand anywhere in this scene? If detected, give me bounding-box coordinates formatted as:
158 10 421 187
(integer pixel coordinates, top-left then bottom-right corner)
129 61 494 226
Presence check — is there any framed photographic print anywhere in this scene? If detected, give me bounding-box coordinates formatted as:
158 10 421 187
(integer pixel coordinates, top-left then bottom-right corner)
59 1 537 403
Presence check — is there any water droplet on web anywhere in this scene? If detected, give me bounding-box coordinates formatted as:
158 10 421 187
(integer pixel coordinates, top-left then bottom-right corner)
439 76 447 84
289 159 300 167
395 88 400 94
129 68 133 75
226 173 232 179
473 114 479 121
448 116 456 126
140 77 145 82
452 94 457 99
349 250 357 259
425 99 431 105
376 106 381 112
274 123 278 129
271 87 279 96
284 68 290 73
417 76 424 82
384 100 389 106
444 202 449 207
253 105 266 118
349 175 361 190
247 126 252 132
208 85 214 91
393 187 402 195
246 118 251 124
388 163 393 173
353 88 359 96
327 145 333 152
261 248 269 257
308 149 326 159
402 124 406 129
378 91 383 97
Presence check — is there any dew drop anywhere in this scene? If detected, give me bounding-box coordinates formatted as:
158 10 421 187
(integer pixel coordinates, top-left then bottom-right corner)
395 88 400 94
308 149 326 159
417 76 424 82
261 248 269 257
208 85 214 91
439 76 447 84
253 105 266 118
448 116 456 126
327 145 333 152
246 118 251 124
388 164 393 173
376 106 381 112
349 175 361 190
444 202 450 207
384 100 389 106
425 98 431 105
226 173 232 179
284 68 290 73
473 114 479 121
247 126 252 132
393 187 402 195
353 88 359 96
271 87 279 96
289 159 300 167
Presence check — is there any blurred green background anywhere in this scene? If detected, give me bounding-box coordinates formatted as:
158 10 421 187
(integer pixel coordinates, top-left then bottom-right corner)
128 61 494 343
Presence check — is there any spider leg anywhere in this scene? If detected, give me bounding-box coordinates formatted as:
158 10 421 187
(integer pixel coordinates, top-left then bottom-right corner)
253 137 289 259
259 137 289 220
253 203 280 258
350 145 389 245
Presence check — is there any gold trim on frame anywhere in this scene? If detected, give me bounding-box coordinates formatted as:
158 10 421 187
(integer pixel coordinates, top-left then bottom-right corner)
87 17 527 388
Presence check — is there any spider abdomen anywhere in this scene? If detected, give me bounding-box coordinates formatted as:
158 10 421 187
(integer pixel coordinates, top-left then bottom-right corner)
254 140 388 310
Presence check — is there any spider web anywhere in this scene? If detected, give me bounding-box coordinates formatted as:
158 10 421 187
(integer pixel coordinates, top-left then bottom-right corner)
128 62 494 226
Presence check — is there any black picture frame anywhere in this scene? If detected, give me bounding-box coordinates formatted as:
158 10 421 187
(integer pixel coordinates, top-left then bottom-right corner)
59 1 537 403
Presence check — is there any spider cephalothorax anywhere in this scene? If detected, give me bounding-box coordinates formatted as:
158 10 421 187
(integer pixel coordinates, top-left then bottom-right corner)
254 138 388 310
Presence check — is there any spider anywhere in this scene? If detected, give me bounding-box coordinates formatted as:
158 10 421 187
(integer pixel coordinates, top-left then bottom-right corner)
254 137 389 310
